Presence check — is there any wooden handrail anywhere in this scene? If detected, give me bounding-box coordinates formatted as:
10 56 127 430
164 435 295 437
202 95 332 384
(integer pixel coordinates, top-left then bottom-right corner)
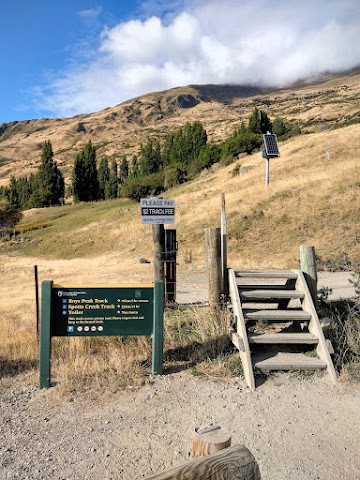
142 444 261 480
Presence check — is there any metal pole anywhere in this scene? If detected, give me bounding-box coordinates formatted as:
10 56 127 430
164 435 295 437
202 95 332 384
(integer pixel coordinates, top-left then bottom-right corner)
265 157 270 185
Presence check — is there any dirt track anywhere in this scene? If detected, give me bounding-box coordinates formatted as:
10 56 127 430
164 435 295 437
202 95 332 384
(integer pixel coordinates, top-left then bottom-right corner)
176 271 356 305
1 260 358 479
1 373 360 480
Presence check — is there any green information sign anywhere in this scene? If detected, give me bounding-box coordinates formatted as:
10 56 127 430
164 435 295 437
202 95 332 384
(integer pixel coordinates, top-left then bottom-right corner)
52 284 154 336
40 280 164 388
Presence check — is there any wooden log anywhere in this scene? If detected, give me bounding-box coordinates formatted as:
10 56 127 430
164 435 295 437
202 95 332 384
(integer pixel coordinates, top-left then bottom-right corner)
205 228 222 310
192 424 231 457
142 444 261 480
300 245 318 308
153 224 165 282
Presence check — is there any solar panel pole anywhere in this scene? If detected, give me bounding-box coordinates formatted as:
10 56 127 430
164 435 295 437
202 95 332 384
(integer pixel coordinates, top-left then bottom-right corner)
262 133 280 186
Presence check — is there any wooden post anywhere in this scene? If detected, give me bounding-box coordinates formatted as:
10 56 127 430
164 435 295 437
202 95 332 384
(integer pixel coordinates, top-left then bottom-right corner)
221 194 228 299
34 265 40 338
143 444 261 480
153 224 165 282
300 245 318 309
205 228 222 310
192 424 231 457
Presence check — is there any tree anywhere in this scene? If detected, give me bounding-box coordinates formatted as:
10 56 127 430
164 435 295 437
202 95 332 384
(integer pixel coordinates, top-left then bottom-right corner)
221 132 263 162
119 156 129 183
36 140 65 206
120 172 164 201
247 107 272 134
139 140 162 175
272 117 288 137
72 141 99 202
8 176 19 209
129 155 140 179
98 158 110 200
105 159 118 199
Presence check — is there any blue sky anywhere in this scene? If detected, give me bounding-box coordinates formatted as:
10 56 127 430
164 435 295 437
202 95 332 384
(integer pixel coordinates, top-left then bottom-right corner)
1 0 360 124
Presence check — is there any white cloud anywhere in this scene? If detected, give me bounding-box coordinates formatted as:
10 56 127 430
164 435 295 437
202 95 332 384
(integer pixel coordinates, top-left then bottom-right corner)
78 7 102 18
37 0 360 117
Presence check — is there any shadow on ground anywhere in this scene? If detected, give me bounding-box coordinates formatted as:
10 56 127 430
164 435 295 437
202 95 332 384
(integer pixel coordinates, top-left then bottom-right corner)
0 358 38 378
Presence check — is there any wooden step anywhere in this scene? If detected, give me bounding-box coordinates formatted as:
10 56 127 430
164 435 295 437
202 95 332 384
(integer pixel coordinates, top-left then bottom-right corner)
238 284 292 291
252 352 327 371
235 271 297 279
243 309 311 321
240 289 304 300
248 333 318 344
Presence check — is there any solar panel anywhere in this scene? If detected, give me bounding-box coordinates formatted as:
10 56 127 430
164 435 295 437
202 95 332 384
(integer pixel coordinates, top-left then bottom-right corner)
263 133 280 157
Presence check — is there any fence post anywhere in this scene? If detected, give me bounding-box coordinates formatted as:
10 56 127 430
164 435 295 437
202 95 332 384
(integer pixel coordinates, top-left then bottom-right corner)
300 245 318 309
39 280 52 388
152 224 165 282
34 265 40 338
205 228 222 311
221 194 228 299
152 280 164 375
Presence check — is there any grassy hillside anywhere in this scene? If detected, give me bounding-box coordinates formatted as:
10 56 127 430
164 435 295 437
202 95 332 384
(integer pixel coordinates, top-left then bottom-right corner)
1 69 360 187
3 122 359 271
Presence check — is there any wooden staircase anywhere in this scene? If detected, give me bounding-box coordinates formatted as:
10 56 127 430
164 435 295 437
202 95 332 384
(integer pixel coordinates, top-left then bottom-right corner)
228 269 337 391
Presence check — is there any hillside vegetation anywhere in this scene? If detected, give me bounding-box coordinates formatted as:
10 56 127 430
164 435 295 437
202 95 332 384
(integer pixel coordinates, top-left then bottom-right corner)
2 122 359 270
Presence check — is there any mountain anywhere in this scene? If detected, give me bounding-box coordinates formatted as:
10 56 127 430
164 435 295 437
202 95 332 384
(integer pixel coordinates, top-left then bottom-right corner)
0 69 360 187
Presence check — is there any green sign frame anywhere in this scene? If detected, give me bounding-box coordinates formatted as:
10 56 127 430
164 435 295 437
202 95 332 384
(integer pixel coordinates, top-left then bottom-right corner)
39 280 164 388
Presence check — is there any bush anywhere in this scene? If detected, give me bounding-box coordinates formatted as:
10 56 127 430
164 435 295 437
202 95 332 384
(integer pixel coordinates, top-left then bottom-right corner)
120 172 165 201
322 299 360 376
220 133 262 163
0 199 22 236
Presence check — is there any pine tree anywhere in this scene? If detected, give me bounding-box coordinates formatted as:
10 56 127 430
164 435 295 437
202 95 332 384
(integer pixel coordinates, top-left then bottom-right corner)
36 140 65 206
130 155 139 178
247 107 272 134
105 159 118 199
8 176 19 208
72 141 99 202
119 156 129 183
139 140 162 175
98 158 110 200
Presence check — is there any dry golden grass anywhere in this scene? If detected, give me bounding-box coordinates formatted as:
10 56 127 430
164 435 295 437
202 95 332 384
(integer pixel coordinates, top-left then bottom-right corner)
0 257 234 394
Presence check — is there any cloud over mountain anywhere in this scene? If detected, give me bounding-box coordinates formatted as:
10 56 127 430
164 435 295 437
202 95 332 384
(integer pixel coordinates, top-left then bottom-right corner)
35 0 360 117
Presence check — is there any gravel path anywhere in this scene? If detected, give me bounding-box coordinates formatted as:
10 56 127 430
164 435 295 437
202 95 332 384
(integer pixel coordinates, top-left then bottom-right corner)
176 271 356 305
1 373 360 480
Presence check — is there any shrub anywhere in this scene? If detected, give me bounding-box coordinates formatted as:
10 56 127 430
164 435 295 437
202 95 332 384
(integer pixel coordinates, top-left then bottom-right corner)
220 133 262 163
120 172 165 201
0 199 22 236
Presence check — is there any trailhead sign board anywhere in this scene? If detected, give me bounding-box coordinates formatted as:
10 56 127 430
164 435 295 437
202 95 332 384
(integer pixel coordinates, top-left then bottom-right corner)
40 280 164 388
141 198 175 224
